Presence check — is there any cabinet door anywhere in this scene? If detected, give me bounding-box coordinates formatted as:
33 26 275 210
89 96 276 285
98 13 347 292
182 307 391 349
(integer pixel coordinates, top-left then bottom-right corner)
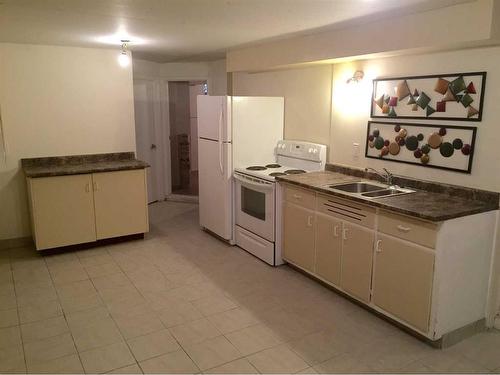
30 174 96 250
283 201 315 272
315 213 342 286
340 222 374 303
373 233 434 332
93 169 149 240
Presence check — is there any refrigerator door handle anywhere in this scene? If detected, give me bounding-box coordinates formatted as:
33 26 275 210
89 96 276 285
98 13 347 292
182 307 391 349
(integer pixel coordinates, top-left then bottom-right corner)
218 104 224 175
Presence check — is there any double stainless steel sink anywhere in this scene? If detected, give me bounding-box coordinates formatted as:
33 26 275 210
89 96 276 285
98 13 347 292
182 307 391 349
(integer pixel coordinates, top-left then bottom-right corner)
323 181 415 199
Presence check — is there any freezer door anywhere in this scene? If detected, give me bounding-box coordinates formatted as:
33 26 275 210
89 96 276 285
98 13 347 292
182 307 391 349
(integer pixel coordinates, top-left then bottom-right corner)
198 138 232 240
197 95 231 142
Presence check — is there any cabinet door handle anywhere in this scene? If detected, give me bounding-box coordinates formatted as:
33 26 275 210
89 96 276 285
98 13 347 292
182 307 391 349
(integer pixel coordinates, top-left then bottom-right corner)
293 194 301 200
307 215 313 227
342 227 348 240
376 239 382 252
93 181 98 192
397 224 411 233
333 225 339 237
85 183 90 193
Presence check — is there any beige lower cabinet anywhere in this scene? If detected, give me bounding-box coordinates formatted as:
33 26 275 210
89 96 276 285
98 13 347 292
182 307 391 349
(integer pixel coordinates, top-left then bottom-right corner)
28 174 97 250
340 222 374 303
27 169 148 250
373 233 435 332
314 212 342 286
283 201 315 272
93 170 149 240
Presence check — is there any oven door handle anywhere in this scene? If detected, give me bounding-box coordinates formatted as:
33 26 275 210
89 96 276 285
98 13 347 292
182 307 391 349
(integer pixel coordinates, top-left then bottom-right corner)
234 173 274 191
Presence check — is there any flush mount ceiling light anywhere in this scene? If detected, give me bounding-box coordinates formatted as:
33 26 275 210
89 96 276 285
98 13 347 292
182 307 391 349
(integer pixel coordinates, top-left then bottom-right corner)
118 40 130 67
346 70 365 84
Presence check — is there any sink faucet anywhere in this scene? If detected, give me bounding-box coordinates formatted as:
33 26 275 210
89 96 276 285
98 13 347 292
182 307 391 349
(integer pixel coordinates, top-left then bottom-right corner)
365 167 394 186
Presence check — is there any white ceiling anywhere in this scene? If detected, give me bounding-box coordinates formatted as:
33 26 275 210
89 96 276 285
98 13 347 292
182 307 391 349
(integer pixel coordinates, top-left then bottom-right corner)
0 0 470 62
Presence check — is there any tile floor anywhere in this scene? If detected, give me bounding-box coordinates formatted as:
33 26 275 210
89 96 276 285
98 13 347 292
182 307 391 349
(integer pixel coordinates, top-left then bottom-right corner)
1 200 499 374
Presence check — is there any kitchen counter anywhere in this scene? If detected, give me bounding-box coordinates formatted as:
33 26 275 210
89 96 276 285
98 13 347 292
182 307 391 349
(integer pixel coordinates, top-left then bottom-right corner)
276 170 499 222
22 152 149 178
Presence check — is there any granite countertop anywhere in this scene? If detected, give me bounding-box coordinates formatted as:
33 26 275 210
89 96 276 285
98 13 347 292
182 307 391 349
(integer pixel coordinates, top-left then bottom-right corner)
22 152 149 178
276 171 499 222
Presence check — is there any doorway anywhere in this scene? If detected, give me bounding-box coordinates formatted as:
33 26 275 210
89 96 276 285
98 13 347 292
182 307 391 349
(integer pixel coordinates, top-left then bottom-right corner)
168 81 207 198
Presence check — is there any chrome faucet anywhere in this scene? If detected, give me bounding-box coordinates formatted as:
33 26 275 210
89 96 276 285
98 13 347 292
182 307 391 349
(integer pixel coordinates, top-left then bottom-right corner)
365 167 394 186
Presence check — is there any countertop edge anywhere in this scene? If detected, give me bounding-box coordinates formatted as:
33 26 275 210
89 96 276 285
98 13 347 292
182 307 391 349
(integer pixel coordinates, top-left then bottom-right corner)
277 177 498 222
23 162 149 178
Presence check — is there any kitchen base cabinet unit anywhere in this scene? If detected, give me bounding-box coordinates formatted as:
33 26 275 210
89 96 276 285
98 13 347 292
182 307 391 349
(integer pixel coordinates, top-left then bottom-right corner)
340 222 374 303
23 153 149 251
283 200 316 272
280 182 497 346
93 170 149 240
314 213 342 286
26 174 97 250
373 233 435 332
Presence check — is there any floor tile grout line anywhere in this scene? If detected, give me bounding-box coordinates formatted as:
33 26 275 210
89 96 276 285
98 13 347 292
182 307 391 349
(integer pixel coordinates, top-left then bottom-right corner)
9 251 28 373
44 253 88 374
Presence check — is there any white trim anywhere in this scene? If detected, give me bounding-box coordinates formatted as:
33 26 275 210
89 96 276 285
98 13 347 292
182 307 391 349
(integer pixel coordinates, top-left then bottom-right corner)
486 210 500 327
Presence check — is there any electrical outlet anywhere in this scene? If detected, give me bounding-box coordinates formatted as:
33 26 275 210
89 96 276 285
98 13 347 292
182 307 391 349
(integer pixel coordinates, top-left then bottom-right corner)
352 142 360 160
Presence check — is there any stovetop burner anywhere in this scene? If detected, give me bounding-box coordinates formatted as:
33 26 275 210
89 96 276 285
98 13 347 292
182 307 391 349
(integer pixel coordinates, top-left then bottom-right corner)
285 169 306 174
269 172 287 177
246 166 267 171
265 164 281 168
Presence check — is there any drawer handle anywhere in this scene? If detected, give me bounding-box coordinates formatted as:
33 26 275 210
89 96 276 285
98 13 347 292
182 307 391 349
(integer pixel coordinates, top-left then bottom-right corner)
333 225 339 237
307 215 313 227
342 227 348 240
397 225 411 233
293 194 302 200
376 239 382 253
85 183 90 193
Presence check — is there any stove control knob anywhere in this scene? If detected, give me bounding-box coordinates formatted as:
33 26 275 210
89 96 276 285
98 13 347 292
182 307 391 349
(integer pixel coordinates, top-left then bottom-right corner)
308 148 313 153
313 149 318 154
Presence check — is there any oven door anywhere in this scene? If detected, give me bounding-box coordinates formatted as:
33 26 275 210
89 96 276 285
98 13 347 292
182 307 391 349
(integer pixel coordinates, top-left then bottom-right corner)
234 172 275 242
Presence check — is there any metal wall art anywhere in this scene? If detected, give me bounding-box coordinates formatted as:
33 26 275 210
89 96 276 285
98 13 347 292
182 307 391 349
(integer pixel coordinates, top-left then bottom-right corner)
371 72 486 121
365 121 477 173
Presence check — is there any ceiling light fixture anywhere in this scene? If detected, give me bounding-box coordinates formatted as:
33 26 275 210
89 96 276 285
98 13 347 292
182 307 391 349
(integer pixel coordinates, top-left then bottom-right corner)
118 40 130 67
346 70 364 84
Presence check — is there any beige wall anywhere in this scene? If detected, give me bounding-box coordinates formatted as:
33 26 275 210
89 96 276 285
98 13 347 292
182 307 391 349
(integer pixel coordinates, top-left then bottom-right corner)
133 58 227 95
232 65 332 146
0 43 136 241
331 46 500 191
227 0 500 72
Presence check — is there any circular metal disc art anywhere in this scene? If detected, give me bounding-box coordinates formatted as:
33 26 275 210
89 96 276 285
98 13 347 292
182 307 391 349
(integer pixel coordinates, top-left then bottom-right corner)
373 129 380 137
417 133 424 141
462 144 471 155
439 127 447 136
398 128 408 138
380 146 389 156
388 142 400 155
439 142 454 157
405 136 419 151
428 132 442 149
421 154 430 164
452 138 463 150
374 137 385 150
368 141 375 148
421 144 431 154
394 124 401 132
414 149 423 158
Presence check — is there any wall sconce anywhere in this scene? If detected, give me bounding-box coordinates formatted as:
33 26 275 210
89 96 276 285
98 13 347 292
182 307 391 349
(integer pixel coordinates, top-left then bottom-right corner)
118 40 131 67
346 70 364 84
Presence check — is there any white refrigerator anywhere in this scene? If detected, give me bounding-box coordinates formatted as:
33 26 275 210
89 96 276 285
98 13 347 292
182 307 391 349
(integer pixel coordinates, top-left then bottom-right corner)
197 95 284 242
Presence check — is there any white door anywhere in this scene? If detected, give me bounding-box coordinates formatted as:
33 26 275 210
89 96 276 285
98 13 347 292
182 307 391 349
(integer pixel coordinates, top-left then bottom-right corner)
134 80 161 203
198 138 232 240
197 95 230 142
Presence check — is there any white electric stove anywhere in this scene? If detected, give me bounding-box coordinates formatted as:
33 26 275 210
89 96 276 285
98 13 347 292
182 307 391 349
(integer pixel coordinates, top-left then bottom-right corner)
233 140 327 265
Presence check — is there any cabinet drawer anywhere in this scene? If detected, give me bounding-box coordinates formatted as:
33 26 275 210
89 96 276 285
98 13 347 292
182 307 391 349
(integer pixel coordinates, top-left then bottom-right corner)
378 211 437 249
284 185 316 210
317 194 375 229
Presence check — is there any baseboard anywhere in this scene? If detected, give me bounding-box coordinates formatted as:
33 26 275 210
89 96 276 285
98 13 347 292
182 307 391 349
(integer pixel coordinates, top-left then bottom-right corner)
0 236 33 251
494 315 500 330
440 319 486 348
166 194 199 203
